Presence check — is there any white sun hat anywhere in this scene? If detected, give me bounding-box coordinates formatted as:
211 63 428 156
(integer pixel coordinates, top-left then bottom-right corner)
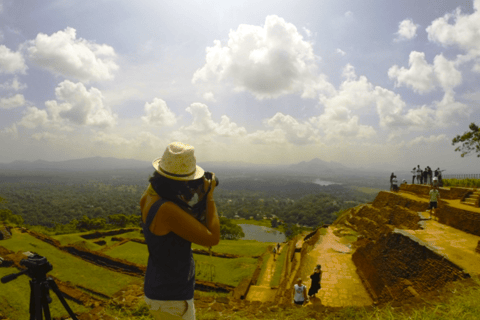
152 142 205 181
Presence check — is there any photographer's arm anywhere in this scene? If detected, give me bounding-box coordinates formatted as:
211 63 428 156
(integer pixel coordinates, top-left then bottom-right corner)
163 176 220 247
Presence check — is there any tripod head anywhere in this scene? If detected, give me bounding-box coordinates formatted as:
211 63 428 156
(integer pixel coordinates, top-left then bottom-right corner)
1 253 52 284
1 253 79 320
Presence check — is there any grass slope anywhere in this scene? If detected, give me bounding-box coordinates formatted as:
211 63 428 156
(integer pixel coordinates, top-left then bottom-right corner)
0 267 89 319
1 229 141 297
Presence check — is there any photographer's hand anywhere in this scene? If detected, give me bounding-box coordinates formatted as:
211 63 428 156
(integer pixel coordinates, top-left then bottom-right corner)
204 172 216 200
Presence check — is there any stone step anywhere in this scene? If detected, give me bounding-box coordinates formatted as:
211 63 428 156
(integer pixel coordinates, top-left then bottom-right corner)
464 199 477 204
417 211 431 220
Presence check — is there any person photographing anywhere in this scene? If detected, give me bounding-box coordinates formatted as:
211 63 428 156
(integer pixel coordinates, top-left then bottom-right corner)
140 142 220 320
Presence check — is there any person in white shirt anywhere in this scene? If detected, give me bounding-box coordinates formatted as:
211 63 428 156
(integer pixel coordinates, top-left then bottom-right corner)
293 278 308 305
429 185 440 220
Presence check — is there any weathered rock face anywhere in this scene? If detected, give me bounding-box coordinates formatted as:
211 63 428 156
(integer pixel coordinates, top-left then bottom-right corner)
344 202 422 241
436 205 480 237
0 226 11 240
400 184 471 200
372 191 429 212
352 230 469 304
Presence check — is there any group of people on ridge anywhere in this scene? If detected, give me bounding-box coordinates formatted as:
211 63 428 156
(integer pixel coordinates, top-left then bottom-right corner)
411 165 444 187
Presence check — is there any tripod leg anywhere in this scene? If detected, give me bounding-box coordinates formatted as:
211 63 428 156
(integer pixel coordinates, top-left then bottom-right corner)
29 280 36 320
47 278 79 320
33 279 44 320
41 281 52 320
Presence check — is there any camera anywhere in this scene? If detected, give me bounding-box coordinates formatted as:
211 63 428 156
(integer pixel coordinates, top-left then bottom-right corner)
204 171 219 186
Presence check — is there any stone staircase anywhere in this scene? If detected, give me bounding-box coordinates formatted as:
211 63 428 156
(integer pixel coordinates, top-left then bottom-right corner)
463 190 480 207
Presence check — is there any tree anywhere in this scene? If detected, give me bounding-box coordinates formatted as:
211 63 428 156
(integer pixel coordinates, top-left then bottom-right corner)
219 217 245 240
452 123 480 157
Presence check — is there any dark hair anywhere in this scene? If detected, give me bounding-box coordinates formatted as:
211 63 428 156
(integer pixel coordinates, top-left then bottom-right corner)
149 171 203 207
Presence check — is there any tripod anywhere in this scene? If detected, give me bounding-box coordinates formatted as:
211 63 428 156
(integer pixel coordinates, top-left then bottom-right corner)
1 254 79 320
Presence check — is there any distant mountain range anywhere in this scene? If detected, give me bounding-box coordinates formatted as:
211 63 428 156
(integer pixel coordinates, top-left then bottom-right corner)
0 156 393 178
0 157 150 172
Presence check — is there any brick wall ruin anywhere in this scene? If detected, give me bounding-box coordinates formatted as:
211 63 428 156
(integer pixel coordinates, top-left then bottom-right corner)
352 230 469 304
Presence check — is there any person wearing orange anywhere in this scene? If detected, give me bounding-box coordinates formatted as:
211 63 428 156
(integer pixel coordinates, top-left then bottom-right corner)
140 142 220 320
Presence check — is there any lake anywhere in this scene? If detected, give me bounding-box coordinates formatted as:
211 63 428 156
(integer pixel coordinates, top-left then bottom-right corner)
238 224 286 243
313 179 339 186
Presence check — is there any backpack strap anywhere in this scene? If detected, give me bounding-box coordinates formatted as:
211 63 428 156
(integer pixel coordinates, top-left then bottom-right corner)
145 199 168 230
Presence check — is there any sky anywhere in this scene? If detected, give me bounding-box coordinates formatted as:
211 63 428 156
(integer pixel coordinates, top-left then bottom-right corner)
0 0 479 173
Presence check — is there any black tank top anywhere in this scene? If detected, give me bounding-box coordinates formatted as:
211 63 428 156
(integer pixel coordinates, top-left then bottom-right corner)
143 199 195 300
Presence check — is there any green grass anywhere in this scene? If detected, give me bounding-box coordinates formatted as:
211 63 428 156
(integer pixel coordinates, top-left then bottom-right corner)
52 229 144 251
352 186 383 195
105 241 148 265
271 245 287 287
444 178 480 188
103 239 261 287
1 230 141 297
193 255 257 287
0 267 89 319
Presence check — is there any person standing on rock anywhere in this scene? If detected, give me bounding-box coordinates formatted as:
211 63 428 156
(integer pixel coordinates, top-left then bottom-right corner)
412 167 417 184
308 265 322 299
416 165 422 185
429 185 440 221
273 246 277 261
140 142 220 320
293 278 308 306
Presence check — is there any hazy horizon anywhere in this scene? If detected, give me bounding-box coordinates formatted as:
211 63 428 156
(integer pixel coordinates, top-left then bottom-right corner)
1 1 480 171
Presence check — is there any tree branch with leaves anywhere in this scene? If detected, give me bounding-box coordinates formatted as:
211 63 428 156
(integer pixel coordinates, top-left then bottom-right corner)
452 123 480 158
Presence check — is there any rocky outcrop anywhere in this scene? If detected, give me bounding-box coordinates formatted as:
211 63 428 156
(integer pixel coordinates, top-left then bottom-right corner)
436 205 480 236
372 191 429 212
352 229 469 304
0 225 11 240
400 184 471 200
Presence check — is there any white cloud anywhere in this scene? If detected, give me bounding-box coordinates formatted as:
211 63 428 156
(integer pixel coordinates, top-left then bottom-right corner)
388 51 462 93
345 11 353 18
336 48 346 56
433 54 462 91
388 51 435 94
311 65 376 140
1 123 18 138
45 80 117 128
247 128 287 145
0 93 25 109
92 131 165 150
18 106 49 129
0 45 27 74
426 1 480 70
182 102 246 137
192 15 333 99
406 134 448 147
31 132 67 141
303 27 313 38
0 77 27 91
202 92 216 102
18 80 116 130
435 90 471 125
263 112 319 144
141 98 177 127
26 27 118 82
395 19 418 41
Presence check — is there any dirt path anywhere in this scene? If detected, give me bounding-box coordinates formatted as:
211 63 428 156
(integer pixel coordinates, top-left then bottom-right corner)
245 245 282 302
300 227 373 307
404 219 480 275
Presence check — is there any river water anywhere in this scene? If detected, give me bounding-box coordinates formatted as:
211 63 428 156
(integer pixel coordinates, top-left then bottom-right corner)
238 224 286 243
